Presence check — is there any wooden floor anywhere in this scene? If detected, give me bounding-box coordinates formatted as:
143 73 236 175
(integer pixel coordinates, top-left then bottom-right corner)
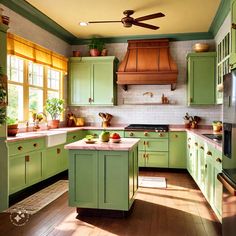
0 171 222 236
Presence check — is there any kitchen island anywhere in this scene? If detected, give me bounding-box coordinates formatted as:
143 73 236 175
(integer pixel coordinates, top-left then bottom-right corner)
64 138 139 216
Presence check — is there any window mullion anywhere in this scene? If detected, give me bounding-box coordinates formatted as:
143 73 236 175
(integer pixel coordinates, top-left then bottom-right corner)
43 66 48 114
23 60 29 121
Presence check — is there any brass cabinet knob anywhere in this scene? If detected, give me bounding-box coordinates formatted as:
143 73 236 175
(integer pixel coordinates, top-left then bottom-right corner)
159 133 163 137
216 158 222 163
144 132 148 136
195 142 198 146
188 144 190 148
175 134 178 138
129 132 134 137
232 23 236 29
205 164 207 169
57 148 61 154
33 143 38 148
143 153 145 158
25 155 30 162
18 146 23 151
200 146 204 150
188 138 191 141
206 151 212 156
73 135 76 140
143 141 146 145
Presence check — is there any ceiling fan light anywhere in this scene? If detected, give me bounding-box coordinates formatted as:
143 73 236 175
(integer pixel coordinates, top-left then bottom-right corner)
79 22 88 26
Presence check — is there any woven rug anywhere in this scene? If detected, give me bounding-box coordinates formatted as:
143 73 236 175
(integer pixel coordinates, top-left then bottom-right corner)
138 176 167 188
5 180 68 215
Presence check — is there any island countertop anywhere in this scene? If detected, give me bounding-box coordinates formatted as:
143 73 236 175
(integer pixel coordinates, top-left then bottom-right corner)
64 138 140 151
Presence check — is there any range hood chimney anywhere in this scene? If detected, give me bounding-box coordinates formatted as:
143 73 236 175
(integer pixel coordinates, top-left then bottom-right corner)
117 39 178 90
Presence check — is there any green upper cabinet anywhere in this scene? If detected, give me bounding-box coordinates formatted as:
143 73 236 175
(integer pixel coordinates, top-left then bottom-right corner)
230 0 236 69
69 56 118 106
187 52 216 105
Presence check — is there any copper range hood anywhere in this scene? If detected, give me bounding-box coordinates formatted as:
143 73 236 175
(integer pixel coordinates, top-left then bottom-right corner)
117 39 178 90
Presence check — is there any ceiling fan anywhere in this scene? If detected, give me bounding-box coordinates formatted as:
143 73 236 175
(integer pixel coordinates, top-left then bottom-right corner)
86 10 165 30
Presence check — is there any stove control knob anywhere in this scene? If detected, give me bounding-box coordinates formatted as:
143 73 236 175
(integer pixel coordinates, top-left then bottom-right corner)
144 132 148 136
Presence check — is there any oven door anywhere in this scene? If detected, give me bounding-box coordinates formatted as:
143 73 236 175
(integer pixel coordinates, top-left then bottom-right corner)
218 173 236 236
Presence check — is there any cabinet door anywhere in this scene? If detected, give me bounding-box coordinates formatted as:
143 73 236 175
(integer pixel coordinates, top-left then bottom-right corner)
69 150 98 208
198 142 206 191
43 147 60 178
169 132 186 168
230 0 236 69
205 152 214 204
188 53 216 105
145 152 168 168
9 154 26 194
69 62 91 105
98 151 129 210
92 62 114 105
138 151 146 167
58 145 68 172
26 151 43 186
187 142 194 175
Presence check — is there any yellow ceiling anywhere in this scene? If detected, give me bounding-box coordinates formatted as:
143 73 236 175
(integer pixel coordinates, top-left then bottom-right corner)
26 0 221 39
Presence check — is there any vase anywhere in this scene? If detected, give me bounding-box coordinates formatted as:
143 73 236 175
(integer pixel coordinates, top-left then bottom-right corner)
90 49 100 57
48 120 60 129
101 49 108 56
7 124 18 136
72 50 80 57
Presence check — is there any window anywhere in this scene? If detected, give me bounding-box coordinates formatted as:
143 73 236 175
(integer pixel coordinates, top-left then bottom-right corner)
7 55 64 122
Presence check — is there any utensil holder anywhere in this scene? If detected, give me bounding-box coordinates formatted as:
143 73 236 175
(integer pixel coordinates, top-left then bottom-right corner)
102 121 110 128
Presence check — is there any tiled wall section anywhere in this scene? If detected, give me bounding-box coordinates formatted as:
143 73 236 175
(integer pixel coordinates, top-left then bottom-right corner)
70 39 222 125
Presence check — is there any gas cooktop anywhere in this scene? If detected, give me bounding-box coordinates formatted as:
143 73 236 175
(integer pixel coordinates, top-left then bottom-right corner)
202 133 222 143
125 124 169 132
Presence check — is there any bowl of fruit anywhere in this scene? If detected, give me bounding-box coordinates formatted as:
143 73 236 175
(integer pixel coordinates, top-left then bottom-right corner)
110 132 121 143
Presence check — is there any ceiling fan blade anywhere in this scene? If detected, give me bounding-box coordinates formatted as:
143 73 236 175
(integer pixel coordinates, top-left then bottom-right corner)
132 21 159 30
135 12 165 22
88 20 121 24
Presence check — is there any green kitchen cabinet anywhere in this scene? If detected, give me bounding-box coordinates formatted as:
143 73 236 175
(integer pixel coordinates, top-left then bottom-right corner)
43 144 68 179
187 52 216 105
69 150 98 208
125 131 169 168
9 154 26 194
9 150 43 194
69 57 118 106
69 146 138 210
230 0 236 69
169 132 186 168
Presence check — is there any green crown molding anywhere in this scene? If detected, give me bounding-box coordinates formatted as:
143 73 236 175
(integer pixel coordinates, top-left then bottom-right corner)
209 0 230 37
0 0 77 44
72 32 214 45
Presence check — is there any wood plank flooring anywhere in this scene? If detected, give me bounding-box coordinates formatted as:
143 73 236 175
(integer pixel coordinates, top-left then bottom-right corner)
0 170 222 236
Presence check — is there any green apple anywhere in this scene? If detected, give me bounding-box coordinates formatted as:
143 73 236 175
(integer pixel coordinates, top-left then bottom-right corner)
99 131 110 142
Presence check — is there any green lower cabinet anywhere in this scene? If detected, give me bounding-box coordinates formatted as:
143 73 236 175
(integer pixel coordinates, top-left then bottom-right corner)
9 154 26 194
26 151 43 186
9 150 43 194
169 132 186 168
43 144 68 179
69 150 98 208
69 146 138 211
138 151 146 167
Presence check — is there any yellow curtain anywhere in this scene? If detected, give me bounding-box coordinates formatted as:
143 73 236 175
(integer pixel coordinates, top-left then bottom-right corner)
7 33 68 72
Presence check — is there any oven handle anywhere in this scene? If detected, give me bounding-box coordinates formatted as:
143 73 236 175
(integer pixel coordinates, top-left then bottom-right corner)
217 173 236 196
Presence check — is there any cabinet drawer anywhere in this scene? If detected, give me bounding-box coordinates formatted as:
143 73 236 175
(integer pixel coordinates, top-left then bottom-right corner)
8 138 45 157
125 131 168 139
139 139 168 151
67 131 85 143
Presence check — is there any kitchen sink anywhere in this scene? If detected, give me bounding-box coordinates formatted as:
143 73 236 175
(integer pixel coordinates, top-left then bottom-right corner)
202 133 222 143
31 130 67 147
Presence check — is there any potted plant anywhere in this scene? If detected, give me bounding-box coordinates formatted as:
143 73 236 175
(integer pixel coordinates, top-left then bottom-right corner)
88 37 105 56
45 98 64 129
7 116 18 136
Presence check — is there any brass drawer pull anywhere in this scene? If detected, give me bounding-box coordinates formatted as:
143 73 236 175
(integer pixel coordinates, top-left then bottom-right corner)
57 148 61 154
205 164 207 169
232 23 236 29
143 141 146 145
188 144 190 148
206 151 212 156
188 138 191 141
175 134 178 138
200 146 204 150
129 132 134 137
18 146 23 151
146 141 149 146
159 133 163 137
33 143 38 148
73 135 76 139
195 142 198 146
146 153 149 158
143 154 146 158
25 155 30 162
216 158 222 163
144 132 148 136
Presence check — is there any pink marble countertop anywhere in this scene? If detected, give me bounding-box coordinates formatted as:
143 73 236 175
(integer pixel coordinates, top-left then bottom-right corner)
64 138 140 151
